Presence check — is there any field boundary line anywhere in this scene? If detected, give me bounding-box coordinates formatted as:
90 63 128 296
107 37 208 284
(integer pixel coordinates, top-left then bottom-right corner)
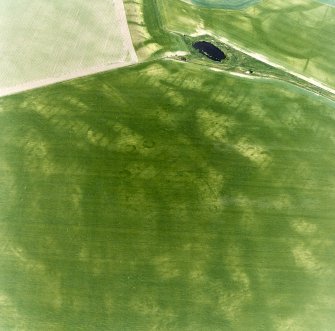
0 61 136 97
114 0 138 64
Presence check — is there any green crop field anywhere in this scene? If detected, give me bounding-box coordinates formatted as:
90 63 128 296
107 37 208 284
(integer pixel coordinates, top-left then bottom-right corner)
126 0 335 92
1 0 335 330
1 59 335 330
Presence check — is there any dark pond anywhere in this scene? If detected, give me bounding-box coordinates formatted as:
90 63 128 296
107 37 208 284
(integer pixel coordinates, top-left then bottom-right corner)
192 41 226 62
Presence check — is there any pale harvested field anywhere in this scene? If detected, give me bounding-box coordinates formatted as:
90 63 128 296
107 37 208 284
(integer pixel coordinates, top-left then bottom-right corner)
0 0 137 96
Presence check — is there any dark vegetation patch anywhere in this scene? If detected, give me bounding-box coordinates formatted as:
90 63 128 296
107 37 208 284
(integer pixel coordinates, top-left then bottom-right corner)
192 41 226 62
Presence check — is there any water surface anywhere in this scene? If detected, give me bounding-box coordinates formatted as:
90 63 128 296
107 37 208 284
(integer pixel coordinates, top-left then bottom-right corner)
316 0 335 6
193 41 226 61
181 0 261 9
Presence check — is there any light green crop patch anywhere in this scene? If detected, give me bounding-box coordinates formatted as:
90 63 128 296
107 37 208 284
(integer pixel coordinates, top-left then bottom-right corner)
0 0 137 96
